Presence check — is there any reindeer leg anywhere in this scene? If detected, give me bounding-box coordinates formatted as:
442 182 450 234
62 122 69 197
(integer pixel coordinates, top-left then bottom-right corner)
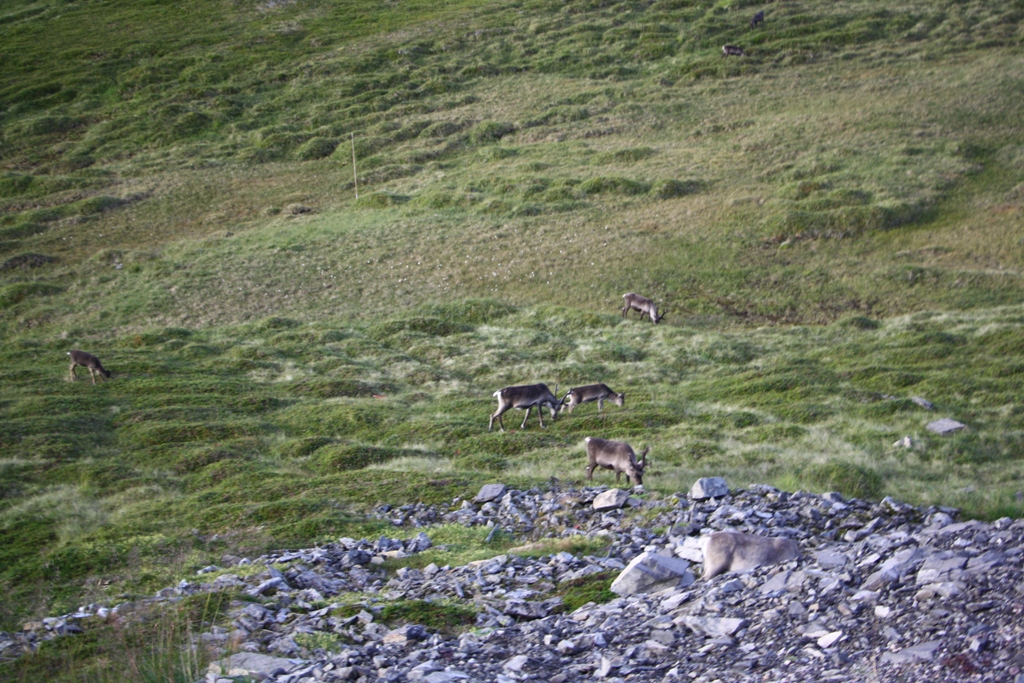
489 406 508 432
520 406 532 429
69 363 77 382
89 367 97 385
537 406 546 429
597 398 604 412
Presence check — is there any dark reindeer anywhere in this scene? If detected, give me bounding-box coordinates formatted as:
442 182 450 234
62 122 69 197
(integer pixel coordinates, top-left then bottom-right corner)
750 10 764 29
585 437 649 486
722 45 747 57
621 292 665 324
67 350 111 384
561 383 625 414
488 383 563 432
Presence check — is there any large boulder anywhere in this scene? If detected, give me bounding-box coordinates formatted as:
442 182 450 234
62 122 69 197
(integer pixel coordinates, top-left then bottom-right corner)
474 484 507 503
592 488 630 511
689 477 729 500
610 551 694 596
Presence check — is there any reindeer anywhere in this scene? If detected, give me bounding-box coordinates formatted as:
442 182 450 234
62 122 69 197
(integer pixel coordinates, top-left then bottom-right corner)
584 437 649 486
67 350 111 384
488 383 563 432
722 45 747 57
750 10 765 29
621 292 665 324
701 531 800 581
561 383 625 414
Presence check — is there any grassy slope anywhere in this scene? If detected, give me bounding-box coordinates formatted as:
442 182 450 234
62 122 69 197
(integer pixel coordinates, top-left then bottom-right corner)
1 0 1023 656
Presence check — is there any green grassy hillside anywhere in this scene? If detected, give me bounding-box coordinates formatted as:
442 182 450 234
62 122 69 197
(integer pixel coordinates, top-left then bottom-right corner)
1 0 1023 672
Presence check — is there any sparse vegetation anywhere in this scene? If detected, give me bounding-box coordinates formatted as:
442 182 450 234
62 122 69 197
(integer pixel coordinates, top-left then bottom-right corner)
1 0 1023 678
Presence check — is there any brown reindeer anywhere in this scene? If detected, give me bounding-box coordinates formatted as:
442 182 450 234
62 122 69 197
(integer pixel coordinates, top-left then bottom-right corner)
585 437 649 486
489 383 563 432
701 531 800 580
750 10 765 29
67 350 112 384
561 384 625 414
621 292 665 324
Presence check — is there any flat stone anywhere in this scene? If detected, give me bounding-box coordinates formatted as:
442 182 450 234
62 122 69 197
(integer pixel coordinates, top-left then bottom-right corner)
917 581 962 598
610 552 694 596
423 673 471 683
502 654 531 672
879 640 942 665
926 418 966 435
474 484 507 503
911 396 934 410
674 536 704 563
689 477 729 500
382 624 428 645
592 488 630 511
916 552 966 585
207 653 300 679
678 616 747 638
503 599 548 620
814 550 848 568
817 631 843 649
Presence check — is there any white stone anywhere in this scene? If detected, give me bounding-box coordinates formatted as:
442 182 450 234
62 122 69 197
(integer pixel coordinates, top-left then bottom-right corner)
817 631 843 649
674 536 705 562
926 418 966 435
610 552 694 596
678 616 747 638
592 488 630 511
689 477 729 500
207 653 299 679
502 655 530 672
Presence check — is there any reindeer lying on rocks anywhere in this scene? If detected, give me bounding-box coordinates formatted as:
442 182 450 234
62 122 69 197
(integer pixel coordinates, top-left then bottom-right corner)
585 437 649 486
561 384 624 414
701 531 800 580
67 350 112 384
621 292 665 324
489 383 563 432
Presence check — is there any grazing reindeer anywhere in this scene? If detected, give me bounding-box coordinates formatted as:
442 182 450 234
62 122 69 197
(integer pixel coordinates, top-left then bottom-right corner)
561 383 625 414
67 350 111 384
701 531 800 580
722 45 747 56
489 383 563 432
750 10 764 29
621 292 665 324
584 437 649 486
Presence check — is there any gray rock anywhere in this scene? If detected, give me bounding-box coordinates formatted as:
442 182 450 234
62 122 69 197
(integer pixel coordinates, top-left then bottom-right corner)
592 489 630 511
610 552 694 596
689 477 729 500
879 640 942 665
911 396 934 410
207 652 299 679
926 418 966 435
474 484 507 503
679 616 747 638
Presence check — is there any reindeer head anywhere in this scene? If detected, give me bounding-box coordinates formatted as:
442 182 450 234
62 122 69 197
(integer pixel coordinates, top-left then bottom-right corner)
653 309 667 324
549 383 562 418
612 392 625 407
631 446 650 485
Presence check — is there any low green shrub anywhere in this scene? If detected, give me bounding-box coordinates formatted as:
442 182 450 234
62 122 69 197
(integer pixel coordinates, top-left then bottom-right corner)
470 121 514 144
312 443 421 472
